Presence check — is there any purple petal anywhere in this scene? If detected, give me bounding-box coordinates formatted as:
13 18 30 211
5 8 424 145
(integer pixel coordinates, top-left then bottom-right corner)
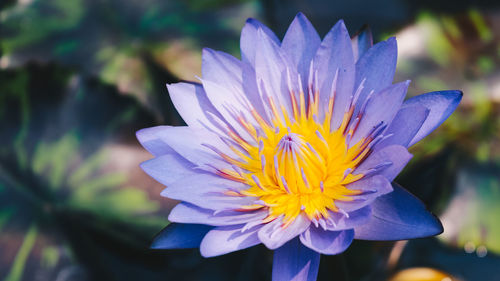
162 173 253 210
272 237 320 281
202 49 268 121
351 25 373 62
258 214 311 250
136 126 177 157
300 228 354 255
375 105 429 150
337 176 393 212
168 202 266 226
140 153 195 186
202 48 242 91
151 223 212 249
167 82 225 134
325 206 372 231
200 224 263 257
354 183 443 240
404 90 463 146
351 80 410 144
200 78 255 142
137 126 231 169
354 37 397 113
281 12 321 83
241 62 272 122
240 18 280 65
254 27 295 115
356 145 412 181
201 47 271 137
313 20 355 126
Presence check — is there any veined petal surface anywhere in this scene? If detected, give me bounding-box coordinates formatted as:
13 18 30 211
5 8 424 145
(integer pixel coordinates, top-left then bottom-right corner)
272 238 320 281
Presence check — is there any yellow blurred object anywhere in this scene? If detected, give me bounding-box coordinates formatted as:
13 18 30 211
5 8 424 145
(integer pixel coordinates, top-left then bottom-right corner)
390 267 460 281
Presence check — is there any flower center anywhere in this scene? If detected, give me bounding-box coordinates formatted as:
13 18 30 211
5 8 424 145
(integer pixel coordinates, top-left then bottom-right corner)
274 132 314 192
211 74 381 225
240 117 367 223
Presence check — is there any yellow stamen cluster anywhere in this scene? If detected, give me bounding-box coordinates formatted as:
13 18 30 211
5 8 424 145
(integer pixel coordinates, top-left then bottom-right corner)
216 81 372 225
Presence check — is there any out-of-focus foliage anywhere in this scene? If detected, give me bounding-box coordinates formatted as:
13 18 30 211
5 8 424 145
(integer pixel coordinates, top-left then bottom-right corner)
0 0 255 121
391 9 500 261
440 165 500 255
395 10 500 162
1 0 500 280
0 63 168 280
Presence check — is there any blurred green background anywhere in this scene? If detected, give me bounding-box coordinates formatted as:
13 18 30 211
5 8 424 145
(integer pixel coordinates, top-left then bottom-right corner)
1 0 500 280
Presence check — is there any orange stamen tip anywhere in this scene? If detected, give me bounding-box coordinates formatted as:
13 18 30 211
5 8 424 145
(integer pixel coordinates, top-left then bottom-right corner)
224 190 243 197
236 204 265 211
262 215 277 224
281 218 294 229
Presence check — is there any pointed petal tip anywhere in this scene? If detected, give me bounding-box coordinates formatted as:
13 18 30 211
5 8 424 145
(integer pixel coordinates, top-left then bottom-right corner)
201 47 211 55
452 90 464 100
290 12 314 27
199 244 217 258
138 159 149 171
201 48 220 64
334 19 348 32
430 212 444 236
406 209 444 238
200 225 263 257
442 90 463 108
159 187 169 197
136 127 159 144
405 89 463 146
165 83 174 92
246 17 263 27
354 184 444 241
295 11 306 18
150 223 212 250
135 128 145 141
150 240 163 250
150 234 171 249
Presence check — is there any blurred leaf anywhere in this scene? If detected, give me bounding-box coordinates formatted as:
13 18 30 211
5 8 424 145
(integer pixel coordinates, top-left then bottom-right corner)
32 133 79 189
95 188 159 215
67 149 107 187
415 76 448 93
477 56 495 74
40 246 60 269
4 225 38 281
418 12 454 66
71 172 127 200
0 0 245 111
468 9 493 43
0 62 166 280
440 16 461 40
0 206 14 231
1 0 85 53
439 164 500 255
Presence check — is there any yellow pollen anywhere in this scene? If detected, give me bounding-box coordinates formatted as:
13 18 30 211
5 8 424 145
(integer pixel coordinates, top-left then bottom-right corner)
217 86 371 225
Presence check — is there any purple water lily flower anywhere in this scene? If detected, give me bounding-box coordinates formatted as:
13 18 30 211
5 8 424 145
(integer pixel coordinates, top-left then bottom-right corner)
137 13 461 281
